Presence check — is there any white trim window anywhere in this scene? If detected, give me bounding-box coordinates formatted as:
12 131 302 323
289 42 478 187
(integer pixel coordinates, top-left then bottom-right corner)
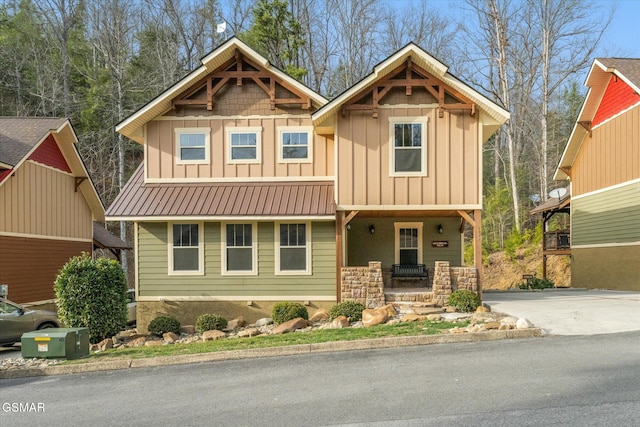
222 223 257 275
389 117 427 176
275 223 311 275
278 127 313 163
175 128 210 164
169 223 204 275
394 222 423 265
227 127 262 163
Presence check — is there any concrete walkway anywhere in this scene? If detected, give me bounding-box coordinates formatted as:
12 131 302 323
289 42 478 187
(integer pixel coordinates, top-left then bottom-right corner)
483 289 640 336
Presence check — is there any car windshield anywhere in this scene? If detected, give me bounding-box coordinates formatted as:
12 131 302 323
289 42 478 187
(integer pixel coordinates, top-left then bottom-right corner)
0 300 21 314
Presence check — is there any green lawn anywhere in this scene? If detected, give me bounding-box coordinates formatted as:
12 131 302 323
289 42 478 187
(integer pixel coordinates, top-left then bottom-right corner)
79 319 468 362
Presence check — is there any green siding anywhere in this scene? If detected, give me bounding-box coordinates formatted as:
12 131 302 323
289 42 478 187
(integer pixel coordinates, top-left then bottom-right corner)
138 221 336 297
346 217 463 267
572 182 640 246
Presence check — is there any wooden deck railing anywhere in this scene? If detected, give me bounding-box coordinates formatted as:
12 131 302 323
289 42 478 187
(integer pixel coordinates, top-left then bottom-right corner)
544 230 570 251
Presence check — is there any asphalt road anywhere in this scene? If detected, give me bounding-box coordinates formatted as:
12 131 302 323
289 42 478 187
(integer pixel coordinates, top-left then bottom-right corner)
2 331 639 426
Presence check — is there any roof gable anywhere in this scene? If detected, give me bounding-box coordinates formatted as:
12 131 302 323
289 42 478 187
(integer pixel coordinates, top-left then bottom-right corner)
555 58 640 180
117 37 328 144
28 134 72 173
312 43 509 142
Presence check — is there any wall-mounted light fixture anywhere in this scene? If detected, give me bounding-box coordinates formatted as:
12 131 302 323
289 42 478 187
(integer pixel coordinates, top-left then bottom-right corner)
346 224 351 231
437 224 443 234
369 224 375 235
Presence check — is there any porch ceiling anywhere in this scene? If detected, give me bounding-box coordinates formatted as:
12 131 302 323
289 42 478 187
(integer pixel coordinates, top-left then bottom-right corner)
347 210 464 218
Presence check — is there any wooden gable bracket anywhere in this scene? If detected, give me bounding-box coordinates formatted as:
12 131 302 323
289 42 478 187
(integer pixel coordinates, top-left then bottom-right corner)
75 177 87 192
172 51 312 112
578 121 592 137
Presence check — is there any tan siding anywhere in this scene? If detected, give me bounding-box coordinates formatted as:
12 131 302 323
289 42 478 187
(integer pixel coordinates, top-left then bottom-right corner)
572 105 640 196
0 161 92 239
0 235 92 303
336 107 480 207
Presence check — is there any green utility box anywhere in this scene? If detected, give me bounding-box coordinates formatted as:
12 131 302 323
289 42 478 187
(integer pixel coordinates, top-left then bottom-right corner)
21 328 90 359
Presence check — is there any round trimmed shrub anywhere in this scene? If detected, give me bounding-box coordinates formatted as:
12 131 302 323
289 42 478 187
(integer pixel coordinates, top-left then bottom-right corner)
148 316 181 336
447 290 481 313
196 313 228 333
328 301 366 321
54 254 128 344
271 302 308 325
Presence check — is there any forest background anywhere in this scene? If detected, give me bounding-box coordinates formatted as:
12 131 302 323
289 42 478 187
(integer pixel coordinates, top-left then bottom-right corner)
1 0 638 283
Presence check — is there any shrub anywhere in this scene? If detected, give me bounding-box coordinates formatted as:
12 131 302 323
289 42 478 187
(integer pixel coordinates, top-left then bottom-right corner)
447 290 481 313
328 301 366 321
518 277 554 290
54 254 128 344
271 302 308 325
148 316 181 336
196 313 228 333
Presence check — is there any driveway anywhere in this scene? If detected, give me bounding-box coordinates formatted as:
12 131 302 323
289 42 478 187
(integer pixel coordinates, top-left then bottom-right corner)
483 289 640 336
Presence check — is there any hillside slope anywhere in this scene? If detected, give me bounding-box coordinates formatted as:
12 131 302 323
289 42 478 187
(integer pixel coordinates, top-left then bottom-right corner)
483 245 571 290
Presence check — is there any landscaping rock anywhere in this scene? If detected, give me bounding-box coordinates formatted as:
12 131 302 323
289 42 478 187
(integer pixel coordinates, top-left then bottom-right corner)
97 338 113 351
226 317 246 330
386 319 402 326
476 306 490 313
255 318 273 327
331 316 349 328
516 318 534 329
381 304 398 317
401 314 424 322
180 325 196 335
271 318 310 335
484 321 501 330
310 309 330 322
202 330 226 341
427 314 442 321
499 324 512 330
145 340 163 346
362 308 388 327
237 328 260 338
127 337 147 348
163 332 179 343
501 316 518 326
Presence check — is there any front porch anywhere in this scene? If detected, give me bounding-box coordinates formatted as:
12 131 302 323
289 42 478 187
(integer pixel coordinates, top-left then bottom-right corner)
341 261 479 308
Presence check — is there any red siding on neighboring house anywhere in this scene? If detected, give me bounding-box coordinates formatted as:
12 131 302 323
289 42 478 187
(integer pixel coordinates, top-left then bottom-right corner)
592 77 640 127
28 134 72 173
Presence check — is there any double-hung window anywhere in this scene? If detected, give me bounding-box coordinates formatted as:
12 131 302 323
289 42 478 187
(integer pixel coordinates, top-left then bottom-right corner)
169 223 203 275
394 222 423 265
175 128 209 164
276 223 311 274
227 127 261 163
223 223 257 274
278 127 313 162
389 118 427 175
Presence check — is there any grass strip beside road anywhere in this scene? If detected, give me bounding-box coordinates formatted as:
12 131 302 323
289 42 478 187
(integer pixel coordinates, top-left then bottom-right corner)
68 320 469 363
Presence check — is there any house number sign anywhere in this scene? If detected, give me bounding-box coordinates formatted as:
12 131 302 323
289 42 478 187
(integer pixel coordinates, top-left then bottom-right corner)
431 241 449 248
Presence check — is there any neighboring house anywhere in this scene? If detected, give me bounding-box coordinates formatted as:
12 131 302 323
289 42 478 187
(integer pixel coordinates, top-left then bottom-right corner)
0 117 106 305
106 38 509 330
554 58 640 291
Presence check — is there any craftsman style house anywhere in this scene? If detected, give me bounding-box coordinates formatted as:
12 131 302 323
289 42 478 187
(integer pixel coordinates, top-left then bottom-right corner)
106 38 509 330
0 117 105 306
554 58 640 290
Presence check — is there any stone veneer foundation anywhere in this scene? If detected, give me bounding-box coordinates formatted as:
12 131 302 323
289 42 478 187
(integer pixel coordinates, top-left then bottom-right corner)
341 261 479 307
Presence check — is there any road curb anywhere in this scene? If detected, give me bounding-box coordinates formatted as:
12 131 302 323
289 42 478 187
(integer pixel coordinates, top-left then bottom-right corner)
0 328 542 379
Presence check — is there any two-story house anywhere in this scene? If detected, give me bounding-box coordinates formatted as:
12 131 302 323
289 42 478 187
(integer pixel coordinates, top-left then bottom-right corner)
554 58 640 290
106 38 509 331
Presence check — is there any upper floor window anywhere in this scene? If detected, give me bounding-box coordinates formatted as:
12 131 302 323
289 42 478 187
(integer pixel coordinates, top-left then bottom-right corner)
175 128 210 164
169 223 204 275
227 127 262 164
389 118 427 176
278 127 313 163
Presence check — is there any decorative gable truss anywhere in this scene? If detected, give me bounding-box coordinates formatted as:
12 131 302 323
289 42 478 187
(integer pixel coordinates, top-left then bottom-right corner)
342 58 476 119
171 50 312 112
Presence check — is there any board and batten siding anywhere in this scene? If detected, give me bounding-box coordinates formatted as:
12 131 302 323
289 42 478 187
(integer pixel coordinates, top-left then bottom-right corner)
137 221 336 298
571 180 640 246
0 160 92 240
145 117 333 180
572 105 640 196
336 107 480 207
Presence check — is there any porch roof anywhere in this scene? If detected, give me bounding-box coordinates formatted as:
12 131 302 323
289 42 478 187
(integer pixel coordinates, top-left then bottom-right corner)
105 164 336 220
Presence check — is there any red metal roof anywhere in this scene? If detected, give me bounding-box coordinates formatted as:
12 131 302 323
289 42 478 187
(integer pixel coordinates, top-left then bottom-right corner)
106 164 336 218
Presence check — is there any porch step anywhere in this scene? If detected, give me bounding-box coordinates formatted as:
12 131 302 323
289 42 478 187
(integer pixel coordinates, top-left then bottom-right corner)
391 304 443 316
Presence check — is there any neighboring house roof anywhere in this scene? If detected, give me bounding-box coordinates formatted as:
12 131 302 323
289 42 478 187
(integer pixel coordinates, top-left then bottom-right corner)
311 42 510 142
105 165 335 220
555 58 640 180
116 37 329 144
530 187 570 215
93 222 131 250
0 117 105 221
